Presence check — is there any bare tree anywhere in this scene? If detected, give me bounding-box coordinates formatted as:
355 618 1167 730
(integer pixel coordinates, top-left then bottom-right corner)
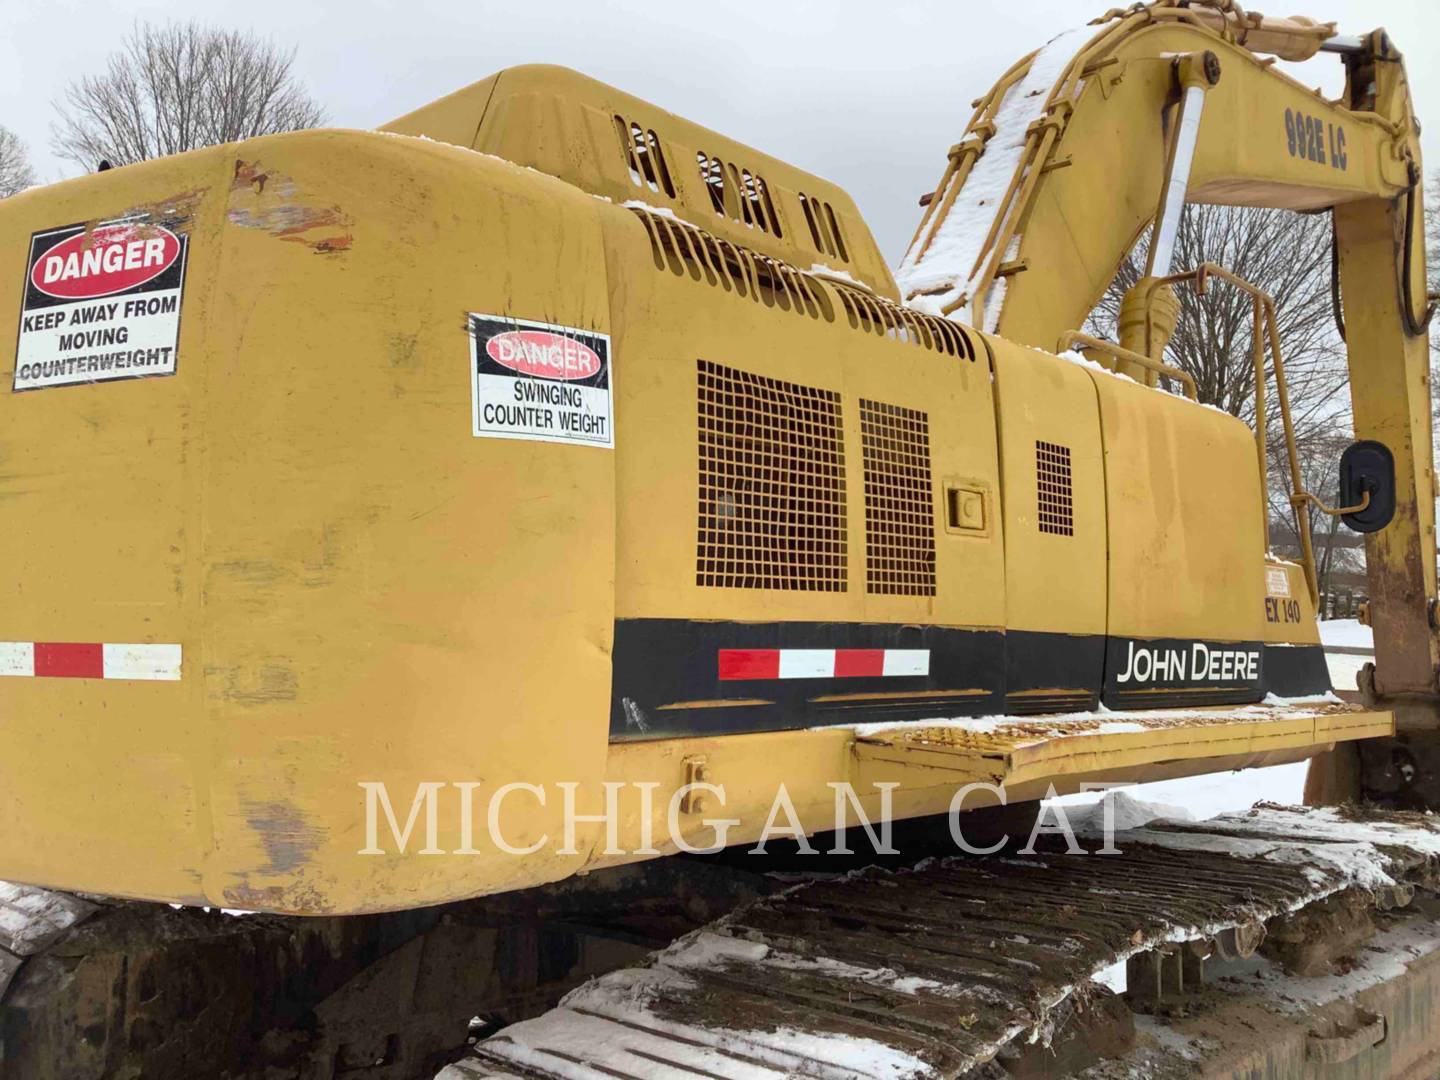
1090 204 1345 420
0 125 36 197
1089 204 1353 581
51 22 325 169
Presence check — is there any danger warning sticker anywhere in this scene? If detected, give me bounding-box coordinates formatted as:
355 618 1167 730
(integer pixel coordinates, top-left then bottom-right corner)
468 313 613 448
14 217 189 392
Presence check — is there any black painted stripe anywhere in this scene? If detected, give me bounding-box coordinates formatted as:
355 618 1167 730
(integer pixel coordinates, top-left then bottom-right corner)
611 620 1005 739
1263 643 1333 697
610 619 1333 741
1007 630 1103 715
1101 635 1265 710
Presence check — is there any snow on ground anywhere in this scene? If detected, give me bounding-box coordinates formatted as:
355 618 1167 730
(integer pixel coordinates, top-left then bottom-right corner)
1319 618 1373 651
1320 619 1373 693
1048 761 1311 824
1327 651 1368 693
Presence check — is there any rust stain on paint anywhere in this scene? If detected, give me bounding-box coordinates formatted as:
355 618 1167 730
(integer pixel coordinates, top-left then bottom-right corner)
228 159 353 254
122 188 207 230
223 879 335 915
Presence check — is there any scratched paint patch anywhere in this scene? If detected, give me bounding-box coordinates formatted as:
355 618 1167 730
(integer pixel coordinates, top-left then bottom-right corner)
14 217 189 391
242 798 327 874
227 160 353 254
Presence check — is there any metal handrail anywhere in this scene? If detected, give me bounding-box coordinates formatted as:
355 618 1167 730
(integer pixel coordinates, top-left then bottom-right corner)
1293 489 1371 517
1141 262 1325 608
1055 330 1199 400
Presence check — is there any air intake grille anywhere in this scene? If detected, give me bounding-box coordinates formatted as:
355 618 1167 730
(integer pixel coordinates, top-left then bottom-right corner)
696 151 783 237
614 116 675 198
800 192 849 262
1036 440 1074 536
861 400 936 596
697 361 847 591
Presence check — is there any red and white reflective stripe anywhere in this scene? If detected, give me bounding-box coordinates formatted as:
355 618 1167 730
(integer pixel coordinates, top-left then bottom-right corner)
718 648 929 681
0 642 182 681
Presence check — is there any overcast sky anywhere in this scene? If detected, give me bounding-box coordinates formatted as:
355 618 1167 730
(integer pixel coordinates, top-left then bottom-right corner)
2 0 1435 261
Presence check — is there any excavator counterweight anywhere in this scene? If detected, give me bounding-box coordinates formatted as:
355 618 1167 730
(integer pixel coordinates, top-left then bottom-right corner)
0 1 1434 1076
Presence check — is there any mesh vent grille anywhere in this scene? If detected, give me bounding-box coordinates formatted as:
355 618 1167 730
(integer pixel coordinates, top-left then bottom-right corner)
861 400 936 596
1036 440 1074 536
697 361 847 590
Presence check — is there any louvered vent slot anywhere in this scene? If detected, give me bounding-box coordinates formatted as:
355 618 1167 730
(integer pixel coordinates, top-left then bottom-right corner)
697 152 727 214
1036 440 1074 536
696 151 782 237
697 360 846 591
800 192 849 262
861 400 936 596
614 115 675 198
627 204 975 359
627 207 832 322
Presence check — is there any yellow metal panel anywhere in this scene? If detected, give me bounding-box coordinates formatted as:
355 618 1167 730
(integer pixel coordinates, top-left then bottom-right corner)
1090 373 1265 642
0 155 227 904
384 66 899 301
0 131 619 913
987 337 1105 636
851 703 1392 792
603 215 1005 632
581 703 1393 869
1261 559 1320 645
382 74 500 150
207 133 618 912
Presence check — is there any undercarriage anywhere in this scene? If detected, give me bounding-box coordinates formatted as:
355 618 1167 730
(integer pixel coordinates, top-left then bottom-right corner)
6 801 1440 1079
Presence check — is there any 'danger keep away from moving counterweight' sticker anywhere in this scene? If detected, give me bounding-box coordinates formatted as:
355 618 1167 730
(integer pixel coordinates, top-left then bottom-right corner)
468 313 613 449
14 218 189 392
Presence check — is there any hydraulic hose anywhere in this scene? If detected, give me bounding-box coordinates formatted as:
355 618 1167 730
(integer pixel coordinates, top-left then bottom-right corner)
1399 179 1435 338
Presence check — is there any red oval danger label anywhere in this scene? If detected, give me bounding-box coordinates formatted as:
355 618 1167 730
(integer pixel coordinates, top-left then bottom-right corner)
31 223 181 300
485 330 602 381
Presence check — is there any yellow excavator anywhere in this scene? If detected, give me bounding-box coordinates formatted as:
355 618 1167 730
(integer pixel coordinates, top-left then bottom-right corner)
0 1 1435 1076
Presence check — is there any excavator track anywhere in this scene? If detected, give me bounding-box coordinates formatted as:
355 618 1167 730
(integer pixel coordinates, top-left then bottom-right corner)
445 805 1440 1080
0 864 771 1080
5 805 1440 1078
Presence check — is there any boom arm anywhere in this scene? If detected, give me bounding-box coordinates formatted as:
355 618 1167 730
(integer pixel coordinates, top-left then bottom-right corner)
902 1 1434 704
